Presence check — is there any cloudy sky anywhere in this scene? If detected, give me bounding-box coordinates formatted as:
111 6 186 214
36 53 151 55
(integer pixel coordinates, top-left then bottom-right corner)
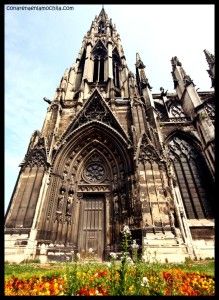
5 4 214 213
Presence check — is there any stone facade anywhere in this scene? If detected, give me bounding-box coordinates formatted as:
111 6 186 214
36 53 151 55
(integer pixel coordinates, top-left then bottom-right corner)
5 8 215 263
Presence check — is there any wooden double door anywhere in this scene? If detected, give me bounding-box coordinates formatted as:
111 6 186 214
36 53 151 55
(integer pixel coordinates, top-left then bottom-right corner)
78 193 105 259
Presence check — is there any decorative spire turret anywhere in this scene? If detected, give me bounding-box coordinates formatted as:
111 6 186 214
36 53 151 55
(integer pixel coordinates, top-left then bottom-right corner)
204 49 215 66
171 56 182 70
171 56 195 95
204 49 215 88
135 53 152 94
136 53 145 69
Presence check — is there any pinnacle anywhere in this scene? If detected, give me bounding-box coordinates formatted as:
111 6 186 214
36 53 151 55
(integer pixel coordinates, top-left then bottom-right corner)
98 6 108 20
203 49 214 65
136 52 145 69
136 53 141 62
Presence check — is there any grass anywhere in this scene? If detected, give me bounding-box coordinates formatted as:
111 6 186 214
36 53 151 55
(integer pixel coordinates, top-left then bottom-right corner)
4 229 215 296
4 262 65 280
5 259 215 296
5 259 214 280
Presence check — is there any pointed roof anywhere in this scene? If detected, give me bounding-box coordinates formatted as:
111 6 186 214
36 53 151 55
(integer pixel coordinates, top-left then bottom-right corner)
92 39 107 55
98 7 108 20
58 89 130 145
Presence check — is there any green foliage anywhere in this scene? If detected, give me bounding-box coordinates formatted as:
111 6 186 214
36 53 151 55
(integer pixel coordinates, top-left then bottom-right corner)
21 258 40 264
65 262 78 295
5 260 214 296
4 226 214 296
4 262 65 280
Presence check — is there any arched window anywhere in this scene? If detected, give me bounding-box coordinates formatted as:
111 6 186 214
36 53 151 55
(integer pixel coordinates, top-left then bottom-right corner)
168 136 214 219
113 49 121 89
98 21 106 34
93 56 105 83
92 41 107 83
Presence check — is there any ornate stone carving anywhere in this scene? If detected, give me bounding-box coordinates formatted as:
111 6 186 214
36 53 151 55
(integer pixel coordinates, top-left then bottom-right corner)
62 91 128 142
205 102 215 119
168 137 197 160
171 56 182 69
139 146 159 162
72 96 113 130
113 193 119 218
23 135 48 168
65 215 72 224
83 163 105 183
169 103 186 118
138 134 160 163
66 200 72 215
25 150 47 168
77 185 110 192
82 154 107 183
57 190 65 212
183 74 194 87
55 211 63 223
171 71 178 88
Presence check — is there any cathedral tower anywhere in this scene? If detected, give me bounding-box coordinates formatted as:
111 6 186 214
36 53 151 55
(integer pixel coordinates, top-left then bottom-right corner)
5 8 214 263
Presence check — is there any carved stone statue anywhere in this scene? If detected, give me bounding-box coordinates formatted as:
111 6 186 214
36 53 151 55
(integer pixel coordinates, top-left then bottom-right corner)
66 193 73 215
171 56 182 68
120 193 126 212
113 194 119 216
169 209 175 227
57 190 65 211
183 74 194 86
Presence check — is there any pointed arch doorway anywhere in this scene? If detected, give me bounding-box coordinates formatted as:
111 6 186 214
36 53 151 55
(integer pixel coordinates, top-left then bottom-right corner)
77 192 106 259
75 149 112 260
38 122 134 260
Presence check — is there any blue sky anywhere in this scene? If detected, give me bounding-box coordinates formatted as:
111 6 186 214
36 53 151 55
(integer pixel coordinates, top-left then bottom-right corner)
5 4 214 213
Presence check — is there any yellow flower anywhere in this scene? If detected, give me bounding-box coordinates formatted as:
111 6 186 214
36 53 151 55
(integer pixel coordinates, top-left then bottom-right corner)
128 285 134 293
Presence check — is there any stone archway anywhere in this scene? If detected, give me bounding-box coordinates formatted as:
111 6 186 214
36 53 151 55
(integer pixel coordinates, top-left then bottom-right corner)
74 149 115 259
37 124 136 259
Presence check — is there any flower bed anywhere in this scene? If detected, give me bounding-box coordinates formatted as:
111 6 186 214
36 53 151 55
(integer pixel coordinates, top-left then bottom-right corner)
5 264 214 296
4 227 214 296
5 275 66 296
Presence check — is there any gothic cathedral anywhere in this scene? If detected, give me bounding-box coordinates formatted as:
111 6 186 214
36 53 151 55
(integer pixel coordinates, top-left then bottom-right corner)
5 8 215 263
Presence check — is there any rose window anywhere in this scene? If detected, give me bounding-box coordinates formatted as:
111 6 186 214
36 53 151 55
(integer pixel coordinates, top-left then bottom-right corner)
83 163 106 183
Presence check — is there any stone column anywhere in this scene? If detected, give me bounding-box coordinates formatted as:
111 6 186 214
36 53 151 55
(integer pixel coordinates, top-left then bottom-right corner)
105 192 111 246
83 43 93 82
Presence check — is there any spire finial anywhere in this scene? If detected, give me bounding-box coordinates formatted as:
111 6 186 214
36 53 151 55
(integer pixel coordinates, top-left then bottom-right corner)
136 53 141 61
203 49 215 88
171 56 182 70
98 5 107 20
136 52 145 69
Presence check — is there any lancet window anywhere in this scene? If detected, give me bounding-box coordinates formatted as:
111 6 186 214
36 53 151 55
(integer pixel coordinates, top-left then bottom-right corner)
168 136 213 219
92 42 107 83
112 49 121 89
